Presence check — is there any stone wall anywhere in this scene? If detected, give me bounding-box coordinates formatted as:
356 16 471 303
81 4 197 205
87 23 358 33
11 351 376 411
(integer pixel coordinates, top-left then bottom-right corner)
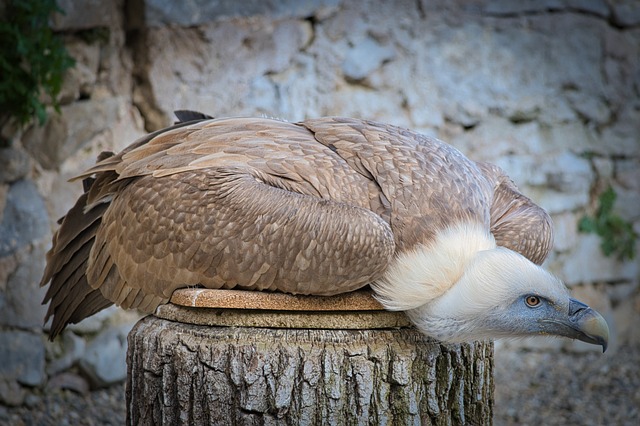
1 0 638 405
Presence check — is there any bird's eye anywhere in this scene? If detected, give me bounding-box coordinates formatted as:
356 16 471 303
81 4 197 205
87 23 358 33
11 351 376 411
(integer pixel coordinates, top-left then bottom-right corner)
525 295 541 308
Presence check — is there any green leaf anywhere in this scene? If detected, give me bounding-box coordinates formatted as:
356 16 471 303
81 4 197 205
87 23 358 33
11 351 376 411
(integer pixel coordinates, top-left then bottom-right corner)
578 187 637 261
597 187 616 216
0 0 75 128
578 216 597 233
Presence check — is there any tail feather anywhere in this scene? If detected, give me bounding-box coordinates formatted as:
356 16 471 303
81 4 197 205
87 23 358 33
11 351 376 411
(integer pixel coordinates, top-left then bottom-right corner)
41 112 215 339
56 195 106 249
47 276 113 339
67 290 114 324
174 110 214 123
42 255 91 314
46 274 91 336
43 240 93 307
41 185 114 340
40 193 104 289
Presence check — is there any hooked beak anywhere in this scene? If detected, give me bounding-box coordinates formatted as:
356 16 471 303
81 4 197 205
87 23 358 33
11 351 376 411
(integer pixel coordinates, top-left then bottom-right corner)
541 298 610 352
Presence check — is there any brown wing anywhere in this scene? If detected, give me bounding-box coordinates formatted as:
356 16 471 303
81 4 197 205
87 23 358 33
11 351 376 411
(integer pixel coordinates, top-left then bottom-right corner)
42 117 396 338
476 161 553 265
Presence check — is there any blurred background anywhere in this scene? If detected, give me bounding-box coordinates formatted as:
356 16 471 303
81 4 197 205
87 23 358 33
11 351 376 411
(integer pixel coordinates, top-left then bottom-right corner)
1 0 638 424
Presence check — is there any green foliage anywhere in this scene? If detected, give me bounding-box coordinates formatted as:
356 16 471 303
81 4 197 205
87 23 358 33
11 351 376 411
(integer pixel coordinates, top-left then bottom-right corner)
0 0 75 127
578 186 638 261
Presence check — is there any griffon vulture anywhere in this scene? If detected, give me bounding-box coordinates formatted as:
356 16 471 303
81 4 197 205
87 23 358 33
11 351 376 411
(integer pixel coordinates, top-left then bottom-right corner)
41 112 609 350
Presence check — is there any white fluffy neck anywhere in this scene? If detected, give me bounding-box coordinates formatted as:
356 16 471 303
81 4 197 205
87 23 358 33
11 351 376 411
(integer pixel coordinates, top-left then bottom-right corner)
405 244 566 342
428 246 565 318
372 222 496 311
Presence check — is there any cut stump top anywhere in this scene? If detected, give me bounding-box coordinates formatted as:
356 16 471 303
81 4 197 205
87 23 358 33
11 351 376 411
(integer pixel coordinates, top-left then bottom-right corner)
156 288 412 330
169 288 385 311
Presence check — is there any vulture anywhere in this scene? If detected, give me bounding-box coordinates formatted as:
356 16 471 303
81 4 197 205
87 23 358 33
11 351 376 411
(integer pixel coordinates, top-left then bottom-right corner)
41 112 609 351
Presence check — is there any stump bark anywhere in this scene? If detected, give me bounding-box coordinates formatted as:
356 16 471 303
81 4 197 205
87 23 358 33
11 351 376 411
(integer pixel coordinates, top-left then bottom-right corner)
126 290 493 425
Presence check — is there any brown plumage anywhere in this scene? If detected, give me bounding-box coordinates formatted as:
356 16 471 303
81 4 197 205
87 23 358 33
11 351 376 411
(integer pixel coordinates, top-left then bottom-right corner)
41 114 554 340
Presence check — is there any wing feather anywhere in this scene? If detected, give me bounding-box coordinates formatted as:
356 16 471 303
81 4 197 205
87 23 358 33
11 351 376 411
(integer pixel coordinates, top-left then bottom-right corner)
89 168 394 310
476 161 553 264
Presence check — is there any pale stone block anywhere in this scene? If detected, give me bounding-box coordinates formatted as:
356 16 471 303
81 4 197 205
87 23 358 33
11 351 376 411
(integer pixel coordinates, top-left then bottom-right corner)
551 212 580 253
142 0 340 28
552 235 639 286
79 322 137 388
0 331 45 387
52 0 118 30
22 98 122 170
341 37 395 81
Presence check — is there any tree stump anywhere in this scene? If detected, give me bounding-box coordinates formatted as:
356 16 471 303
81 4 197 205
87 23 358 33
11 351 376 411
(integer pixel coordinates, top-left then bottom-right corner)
126 289 493 425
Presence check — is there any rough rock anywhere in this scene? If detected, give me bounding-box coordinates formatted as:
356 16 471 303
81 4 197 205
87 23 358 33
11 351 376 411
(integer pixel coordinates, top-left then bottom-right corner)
46 331 86 376
611 183 640 222
551 234 640 286
0 249 17 291
21 97 123 170
139 0 340 27
51 0 119 30
46 372 90 394
341 36 395 81
550 212 580 253
420 14 606 128
536 151 593 192
492 152 593 214
142 19 313 123
543 122 600 154
0 379 26 406
564 90 611 125
611 0 640 28
615 159 640 191
0 245 48 328
323 84 410 126
0 331 46 387
599 105 640 157
612 290 640 345
602 36 639 110
606 281 639 306
612 160 640 221
0 147 30 184
592 157 614 182
480 0 609 17
454 117 547 160
58 40 102 104
79 322 136 388
0 180 49 257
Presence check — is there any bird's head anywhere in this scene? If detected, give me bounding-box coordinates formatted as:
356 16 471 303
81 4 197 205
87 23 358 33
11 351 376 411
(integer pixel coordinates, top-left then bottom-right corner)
408 247 609 351
373 223 609 351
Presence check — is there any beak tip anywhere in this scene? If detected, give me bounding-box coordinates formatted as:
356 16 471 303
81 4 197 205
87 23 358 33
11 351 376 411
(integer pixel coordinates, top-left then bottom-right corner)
581 311 610 354
567 299 610 353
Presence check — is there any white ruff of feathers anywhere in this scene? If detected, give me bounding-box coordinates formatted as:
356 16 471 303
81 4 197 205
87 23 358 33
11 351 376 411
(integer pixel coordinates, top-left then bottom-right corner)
372 222 496 311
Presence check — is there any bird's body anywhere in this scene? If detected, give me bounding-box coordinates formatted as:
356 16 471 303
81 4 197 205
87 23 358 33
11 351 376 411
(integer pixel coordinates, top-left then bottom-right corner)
41 113 608 350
